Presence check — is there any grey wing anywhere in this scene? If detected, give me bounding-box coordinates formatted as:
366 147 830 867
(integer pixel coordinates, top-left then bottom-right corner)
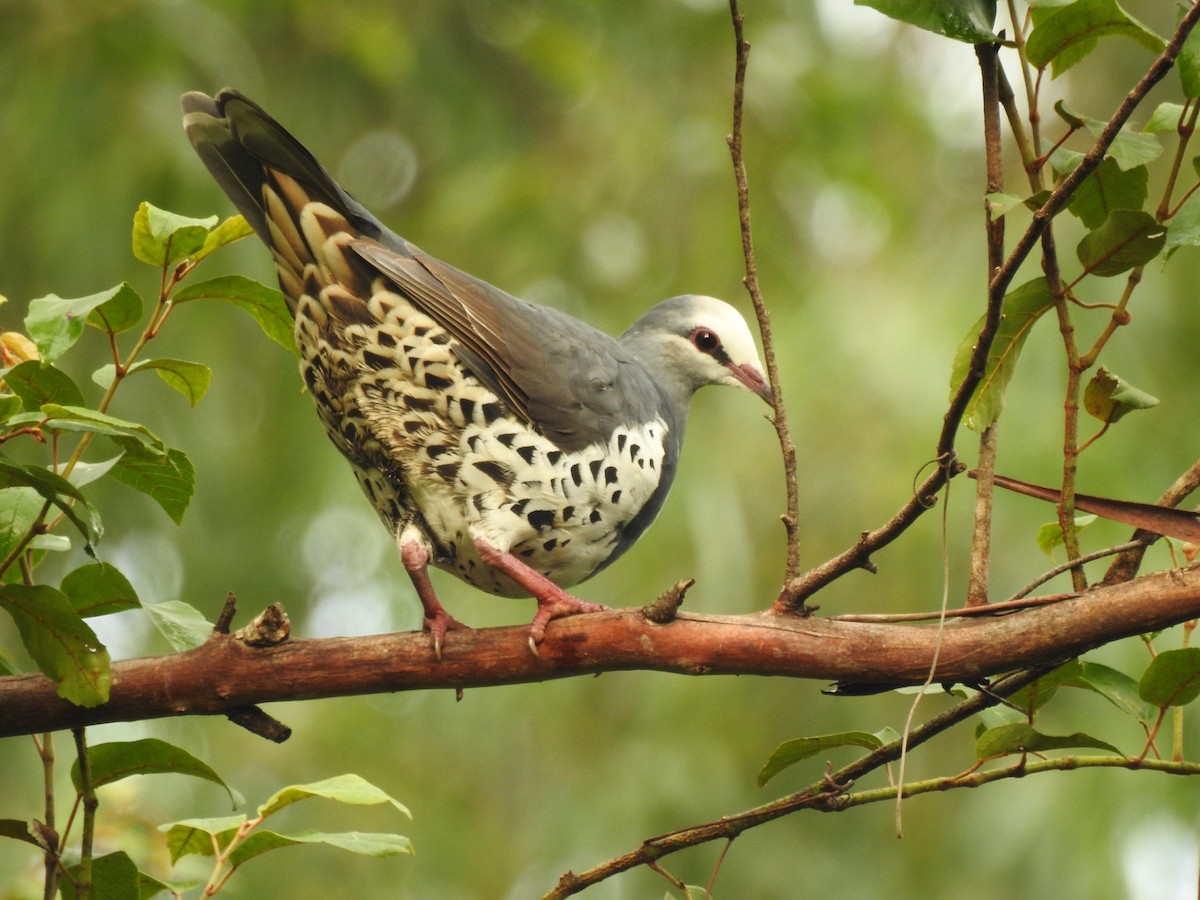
351 237 657 452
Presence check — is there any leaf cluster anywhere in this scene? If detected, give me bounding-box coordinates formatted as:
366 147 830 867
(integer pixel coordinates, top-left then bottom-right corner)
0 203 365 898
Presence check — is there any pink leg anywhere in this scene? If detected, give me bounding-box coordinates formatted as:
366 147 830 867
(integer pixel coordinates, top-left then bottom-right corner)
473 536 607 651
400 537 466 661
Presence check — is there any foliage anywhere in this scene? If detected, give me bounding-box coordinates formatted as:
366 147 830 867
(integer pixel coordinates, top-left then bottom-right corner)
3 1 1200 898
0 207 410 895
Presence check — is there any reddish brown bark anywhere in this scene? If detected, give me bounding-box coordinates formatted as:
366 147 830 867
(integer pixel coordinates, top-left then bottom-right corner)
1 565 1196 739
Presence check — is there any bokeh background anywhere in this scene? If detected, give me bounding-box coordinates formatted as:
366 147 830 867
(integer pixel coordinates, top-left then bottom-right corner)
2 1 1200 897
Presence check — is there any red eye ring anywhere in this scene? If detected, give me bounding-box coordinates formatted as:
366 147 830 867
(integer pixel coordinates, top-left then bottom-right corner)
691 328 721 354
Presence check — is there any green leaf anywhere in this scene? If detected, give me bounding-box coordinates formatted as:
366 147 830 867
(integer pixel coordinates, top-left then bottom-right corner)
985 192 1031 219
2 360 85 409
975 722 1123 759
61 850 168 900
1145 102 1187 133
137 359 212 406
29 533 70 553
228 828 413 867
1180 11 1200 97
0 583 110 706
1053 104 1162 171
61 562 140 617
949 277 1055 430
1026 0 1164 77
72 739 239 807
0 395 21 423
24 285 140 362
173 275 295 353
107 439 195 524
258 774 411 819
757 731 884 787
1165 190 1200 257
1076 210 1166 276
0 818 39 847
192 215 255 263
132 202 217 267
1006 660 1082 715
1065 661 1156 723
1084 122 1162 172
160 815 246 864
86 283 144 336
1083 367 1159 424
1066 158 1148 229
1036 514 1097 557
853 0 998 43
39 404 165 451
1139 648 1200 707
0 486 48 566
0 458 103 548
93 359 212 407
64 455 123 489
143 600 213 652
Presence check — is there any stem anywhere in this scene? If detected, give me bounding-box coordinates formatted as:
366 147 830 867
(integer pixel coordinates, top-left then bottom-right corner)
543 665 1058 899
968 424 998 606
726 0 801 585
36 732 58 900
72 728 96 900
968 41 1005 608
842 755 1200 809
58 264 178 482
782 0 1200 607
1156 98 1200 222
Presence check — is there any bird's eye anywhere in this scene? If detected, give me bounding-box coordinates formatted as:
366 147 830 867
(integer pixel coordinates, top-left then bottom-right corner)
691 328 721 354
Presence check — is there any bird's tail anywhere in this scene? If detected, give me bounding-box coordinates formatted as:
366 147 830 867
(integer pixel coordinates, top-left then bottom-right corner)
180 89 380 244
181 88 390 316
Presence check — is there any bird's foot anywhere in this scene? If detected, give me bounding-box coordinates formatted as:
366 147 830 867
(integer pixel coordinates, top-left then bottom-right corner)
472 535 607 653
400 534 468 662
526 591 608 654
424 608 469 662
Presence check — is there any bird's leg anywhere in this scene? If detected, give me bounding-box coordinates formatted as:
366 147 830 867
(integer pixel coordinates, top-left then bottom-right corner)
399 534 466 661
472 536 607 651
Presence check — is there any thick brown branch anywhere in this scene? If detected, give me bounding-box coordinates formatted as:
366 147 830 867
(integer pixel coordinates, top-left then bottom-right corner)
1 566 1197 739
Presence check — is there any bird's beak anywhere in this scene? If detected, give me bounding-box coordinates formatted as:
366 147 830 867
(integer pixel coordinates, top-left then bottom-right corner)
730 363 773 405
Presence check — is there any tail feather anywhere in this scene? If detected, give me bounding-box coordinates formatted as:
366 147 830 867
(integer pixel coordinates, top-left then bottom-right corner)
181 88 383 247
182 89 384 315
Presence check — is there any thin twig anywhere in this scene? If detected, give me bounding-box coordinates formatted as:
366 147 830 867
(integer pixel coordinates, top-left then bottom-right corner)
72 728 96 900
779 4 1200 608
542 665 1057 898
829 591 1075 623
1104 459 1200 585
726 0 802 586
968 41 1006 607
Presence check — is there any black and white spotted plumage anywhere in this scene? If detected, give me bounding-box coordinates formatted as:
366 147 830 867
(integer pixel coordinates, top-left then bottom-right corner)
182 88 771 652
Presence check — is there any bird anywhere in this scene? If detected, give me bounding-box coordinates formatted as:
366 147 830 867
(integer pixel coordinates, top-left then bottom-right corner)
181 88 772 657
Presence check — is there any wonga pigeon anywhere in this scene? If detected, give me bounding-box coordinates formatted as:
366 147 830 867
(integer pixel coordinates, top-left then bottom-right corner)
181 88 771 656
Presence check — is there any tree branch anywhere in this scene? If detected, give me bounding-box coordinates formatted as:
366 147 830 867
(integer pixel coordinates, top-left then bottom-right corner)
780 4 1200 608
1 565 1197 739
726 0 802 586
545 662 1059 897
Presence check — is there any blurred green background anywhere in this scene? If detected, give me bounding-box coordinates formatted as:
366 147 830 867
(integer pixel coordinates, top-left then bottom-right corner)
2 1 1199 897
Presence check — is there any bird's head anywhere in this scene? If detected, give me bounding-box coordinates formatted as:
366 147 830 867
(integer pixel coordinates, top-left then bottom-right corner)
622 295 772 406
